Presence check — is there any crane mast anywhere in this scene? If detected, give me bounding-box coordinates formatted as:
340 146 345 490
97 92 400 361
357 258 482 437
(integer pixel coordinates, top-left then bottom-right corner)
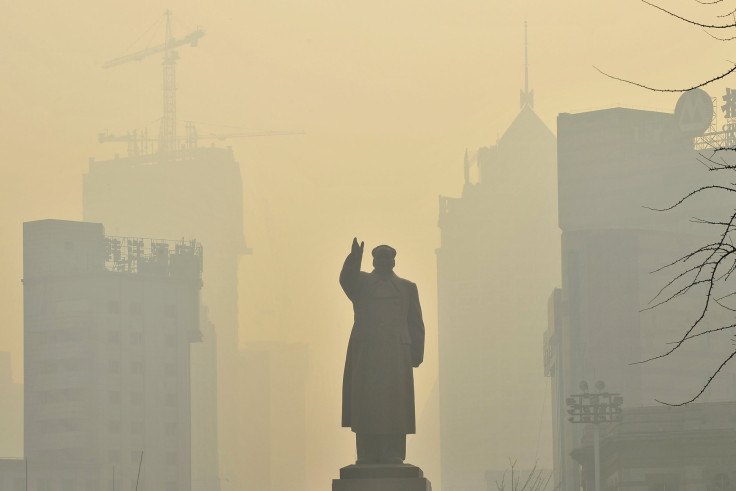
102 10 204 156
160 10 177 154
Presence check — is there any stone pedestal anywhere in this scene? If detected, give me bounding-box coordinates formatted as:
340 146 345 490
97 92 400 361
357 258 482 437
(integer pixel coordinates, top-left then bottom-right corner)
332 464 432 491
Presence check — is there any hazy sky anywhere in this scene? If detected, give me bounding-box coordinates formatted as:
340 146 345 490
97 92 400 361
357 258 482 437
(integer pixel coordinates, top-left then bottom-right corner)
2 0 736 487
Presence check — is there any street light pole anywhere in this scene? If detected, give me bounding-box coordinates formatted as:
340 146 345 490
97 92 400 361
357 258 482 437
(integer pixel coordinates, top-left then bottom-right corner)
593 424 600 491
566 381 623 491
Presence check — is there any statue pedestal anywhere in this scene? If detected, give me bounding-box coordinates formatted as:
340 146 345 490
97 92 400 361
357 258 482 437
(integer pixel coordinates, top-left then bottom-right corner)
332 464 432 491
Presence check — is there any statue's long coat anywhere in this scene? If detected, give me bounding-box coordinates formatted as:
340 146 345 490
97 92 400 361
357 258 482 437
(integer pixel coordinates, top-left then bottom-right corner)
340 251 425 435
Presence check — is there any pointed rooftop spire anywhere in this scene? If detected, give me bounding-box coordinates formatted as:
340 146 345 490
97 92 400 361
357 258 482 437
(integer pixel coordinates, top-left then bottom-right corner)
520 21 534 110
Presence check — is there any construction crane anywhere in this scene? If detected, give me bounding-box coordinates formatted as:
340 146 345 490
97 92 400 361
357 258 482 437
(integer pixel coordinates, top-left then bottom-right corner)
102 10 205 154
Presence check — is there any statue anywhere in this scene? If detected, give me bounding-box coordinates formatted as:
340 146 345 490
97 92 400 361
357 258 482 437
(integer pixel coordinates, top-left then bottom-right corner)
339 238 425 464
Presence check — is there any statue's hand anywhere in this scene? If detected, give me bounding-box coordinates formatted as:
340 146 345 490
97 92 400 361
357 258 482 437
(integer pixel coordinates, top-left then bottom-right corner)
351 237 364 257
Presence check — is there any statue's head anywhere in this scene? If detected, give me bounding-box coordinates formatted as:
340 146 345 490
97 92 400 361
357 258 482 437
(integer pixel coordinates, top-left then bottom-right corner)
372 245 396 275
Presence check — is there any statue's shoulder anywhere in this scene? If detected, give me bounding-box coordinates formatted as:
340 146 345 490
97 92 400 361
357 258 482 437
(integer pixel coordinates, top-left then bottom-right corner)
394 275 416 290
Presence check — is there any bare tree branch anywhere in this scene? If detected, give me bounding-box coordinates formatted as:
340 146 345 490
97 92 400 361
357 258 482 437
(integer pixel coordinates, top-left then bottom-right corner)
643 185 736 211
642 0 736 28
635 211 736 364
655 349 736 405
702 28 736 40
594 63 736 92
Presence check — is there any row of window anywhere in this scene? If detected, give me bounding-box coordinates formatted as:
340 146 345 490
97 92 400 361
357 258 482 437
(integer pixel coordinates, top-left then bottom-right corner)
107 331 179 347
107 300 179 318
107 449 178 466
108 391 178 407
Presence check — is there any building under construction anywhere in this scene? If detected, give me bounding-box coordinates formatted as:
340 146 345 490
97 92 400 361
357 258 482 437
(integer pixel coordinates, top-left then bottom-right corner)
83 11 307 491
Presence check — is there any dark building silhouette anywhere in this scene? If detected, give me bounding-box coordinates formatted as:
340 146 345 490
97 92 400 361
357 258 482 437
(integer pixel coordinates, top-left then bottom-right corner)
546 100 736 491
23 219 202 491
437 52 559 489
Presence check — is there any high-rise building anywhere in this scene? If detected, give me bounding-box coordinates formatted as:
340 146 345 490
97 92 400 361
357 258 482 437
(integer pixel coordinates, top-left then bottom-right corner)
545 98 736 491
83 147 244 490
23 219 202 491
436 40 559 489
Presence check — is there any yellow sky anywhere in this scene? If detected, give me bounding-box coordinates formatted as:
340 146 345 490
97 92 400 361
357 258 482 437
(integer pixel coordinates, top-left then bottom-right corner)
2 0 736 487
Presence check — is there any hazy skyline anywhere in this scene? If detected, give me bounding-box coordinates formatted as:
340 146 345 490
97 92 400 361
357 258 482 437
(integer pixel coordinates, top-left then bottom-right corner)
2 1 735 489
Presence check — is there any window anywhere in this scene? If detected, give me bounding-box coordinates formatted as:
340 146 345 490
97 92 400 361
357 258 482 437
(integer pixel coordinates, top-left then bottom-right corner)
107 300 120 314
129 302 142 315
130 332 143 345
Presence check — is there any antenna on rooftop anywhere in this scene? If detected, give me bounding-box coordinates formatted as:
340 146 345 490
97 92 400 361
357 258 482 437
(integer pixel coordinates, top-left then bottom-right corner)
520 21 534 110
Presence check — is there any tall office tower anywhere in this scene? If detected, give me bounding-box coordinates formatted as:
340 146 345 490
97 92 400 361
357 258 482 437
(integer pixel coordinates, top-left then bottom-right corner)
545 94 736 491
436 60 559 489
23 219 202 491
83 146 244 490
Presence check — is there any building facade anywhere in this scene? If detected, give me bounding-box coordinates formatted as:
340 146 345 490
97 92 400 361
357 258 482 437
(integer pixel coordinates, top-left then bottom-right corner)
545 100 736 491
23 219 202 491
570 403 736 491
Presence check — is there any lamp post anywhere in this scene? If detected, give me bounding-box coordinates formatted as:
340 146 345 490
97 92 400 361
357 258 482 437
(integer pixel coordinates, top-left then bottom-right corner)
566 381 623 491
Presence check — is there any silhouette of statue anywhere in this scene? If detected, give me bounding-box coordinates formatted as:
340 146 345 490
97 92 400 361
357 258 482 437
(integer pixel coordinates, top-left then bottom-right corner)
339 238 425 464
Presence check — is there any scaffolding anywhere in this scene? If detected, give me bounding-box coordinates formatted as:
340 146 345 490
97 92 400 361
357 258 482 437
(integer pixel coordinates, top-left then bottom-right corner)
105 235 202 278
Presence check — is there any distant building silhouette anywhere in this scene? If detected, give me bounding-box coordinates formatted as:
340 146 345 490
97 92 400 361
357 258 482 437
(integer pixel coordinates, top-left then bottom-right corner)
437 46 559 489
0 352 22 459
83 145 308 491
22 219 202 491
546 103 736 491
238 342 308 490
83 147 242 491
